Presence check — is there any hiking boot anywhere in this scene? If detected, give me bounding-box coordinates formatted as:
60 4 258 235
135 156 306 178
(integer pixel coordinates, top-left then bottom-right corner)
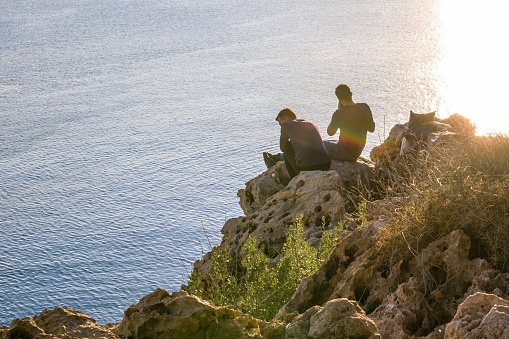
270 152 284 162
263 152 278 169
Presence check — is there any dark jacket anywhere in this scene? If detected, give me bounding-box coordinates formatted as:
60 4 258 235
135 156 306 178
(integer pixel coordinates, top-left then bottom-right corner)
280 119 330 168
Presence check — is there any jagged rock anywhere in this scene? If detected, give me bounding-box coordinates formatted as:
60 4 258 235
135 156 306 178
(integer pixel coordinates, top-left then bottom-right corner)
369 277 440 339
408 230 490 302
114 289 285 339
194 170 348 279
285 298 379 339
276 221 389 320
238 162 290 216
0 307 117 339
276 220 498 338
329 157 377 193
370 230 489 338
223 160 376 263
238 159 376 216
444 292 509 339
466 269 509 299
0 318 48 339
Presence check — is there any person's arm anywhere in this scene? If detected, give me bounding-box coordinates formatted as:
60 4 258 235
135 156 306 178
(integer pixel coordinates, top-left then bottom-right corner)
327 124 338 136
359 103 375 133
327 110 340 136
279 127 292 152
367 109 375 133
368 117 375 133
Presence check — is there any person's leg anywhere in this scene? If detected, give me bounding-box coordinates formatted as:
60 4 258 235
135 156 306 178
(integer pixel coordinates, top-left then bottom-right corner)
284 155 299 179
281 145 299 179
324 140 357 162
299 161 331 172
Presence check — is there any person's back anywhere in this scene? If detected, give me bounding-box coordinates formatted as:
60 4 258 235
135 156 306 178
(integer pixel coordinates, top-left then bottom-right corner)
325 84 375 162
280 119 330 168
263 108 331 179
334 103 374 158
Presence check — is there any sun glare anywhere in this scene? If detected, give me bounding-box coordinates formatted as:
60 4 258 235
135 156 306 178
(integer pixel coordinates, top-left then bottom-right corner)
438 1 509 134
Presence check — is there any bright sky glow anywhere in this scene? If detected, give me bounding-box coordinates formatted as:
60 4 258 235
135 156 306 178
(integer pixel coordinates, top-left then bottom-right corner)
437 0 509 134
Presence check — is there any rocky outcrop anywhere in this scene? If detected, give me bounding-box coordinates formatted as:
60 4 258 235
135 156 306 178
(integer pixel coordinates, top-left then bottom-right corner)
444 292 509 339
0 307 117 339
275 215 507 338
113 289 284 339
275 220 389 319
195 163 375 279
285 298 379 339
238 158 377 217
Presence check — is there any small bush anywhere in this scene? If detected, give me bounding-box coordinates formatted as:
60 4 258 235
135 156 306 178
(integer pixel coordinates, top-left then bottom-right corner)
185 214 343 320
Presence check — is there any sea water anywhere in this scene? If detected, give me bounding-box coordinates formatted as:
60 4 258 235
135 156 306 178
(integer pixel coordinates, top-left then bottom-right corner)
0 0 500 326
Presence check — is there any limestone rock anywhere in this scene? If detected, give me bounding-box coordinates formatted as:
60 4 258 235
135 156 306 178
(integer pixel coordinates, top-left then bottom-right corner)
0 307 117 339
276 221 389 320
369 277 437 339
114 289 284 339
407 229 490 302
370 230 490 338
466 269 509 299
277 220 498 338
0 318 49 339
329 158 376 191
238 162 290 216
444 292 509 339
238 159 376 216
195 170 347 278
285 298 379 339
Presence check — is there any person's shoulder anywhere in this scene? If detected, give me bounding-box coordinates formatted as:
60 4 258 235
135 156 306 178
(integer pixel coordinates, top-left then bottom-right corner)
282 119 304 128
334 107 348 115
356 103 372 114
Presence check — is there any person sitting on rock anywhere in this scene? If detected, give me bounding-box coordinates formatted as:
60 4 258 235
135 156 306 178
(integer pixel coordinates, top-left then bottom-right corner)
263 108 331 179
324 84 375 162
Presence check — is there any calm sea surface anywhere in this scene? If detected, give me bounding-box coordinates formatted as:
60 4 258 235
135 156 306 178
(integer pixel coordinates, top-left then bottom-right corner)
1 0 507 326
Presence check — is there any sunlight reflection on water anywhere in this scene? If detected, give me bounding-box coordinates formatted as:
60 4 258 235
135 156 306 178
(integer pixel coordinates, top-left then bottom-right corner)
436 0 509 135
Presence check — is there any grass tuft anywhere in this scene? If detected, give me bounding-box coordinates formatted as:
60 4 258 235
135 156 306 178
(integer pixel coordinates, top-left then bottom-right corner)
376 133 509 274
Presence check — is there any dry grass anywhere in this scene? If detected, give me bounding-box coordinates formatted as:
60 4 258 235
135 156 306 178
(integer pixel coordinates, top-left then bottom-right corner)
376 132 509 273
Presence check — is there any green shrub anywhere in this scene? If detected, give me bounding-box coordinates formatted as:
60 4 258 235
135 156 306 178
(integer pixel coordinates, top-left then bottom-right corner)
185 214 343 320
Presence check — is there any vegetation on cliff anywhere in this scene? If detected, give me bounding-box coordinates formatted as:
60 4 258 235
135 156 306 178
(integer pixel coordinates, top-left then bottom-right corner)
185 114 509 331
185 215 344 320
377 128 509 276
3 114 509 338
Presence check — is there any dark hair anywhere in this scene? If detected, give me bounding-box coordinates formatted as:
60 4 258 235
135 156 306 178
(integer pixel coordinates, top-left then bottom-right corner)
335 84 352 100
275 108 297 121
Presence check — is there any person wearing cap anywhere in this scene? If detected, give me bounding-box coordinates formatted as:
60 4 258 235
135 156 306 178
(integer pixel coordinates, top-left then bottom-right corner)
324 84 375 162
263 108 331 179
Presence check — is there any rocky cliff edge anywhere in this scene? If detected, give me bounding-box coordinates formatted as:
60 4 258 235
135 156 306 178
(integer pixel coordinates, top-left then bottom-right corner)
2 113 509 339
